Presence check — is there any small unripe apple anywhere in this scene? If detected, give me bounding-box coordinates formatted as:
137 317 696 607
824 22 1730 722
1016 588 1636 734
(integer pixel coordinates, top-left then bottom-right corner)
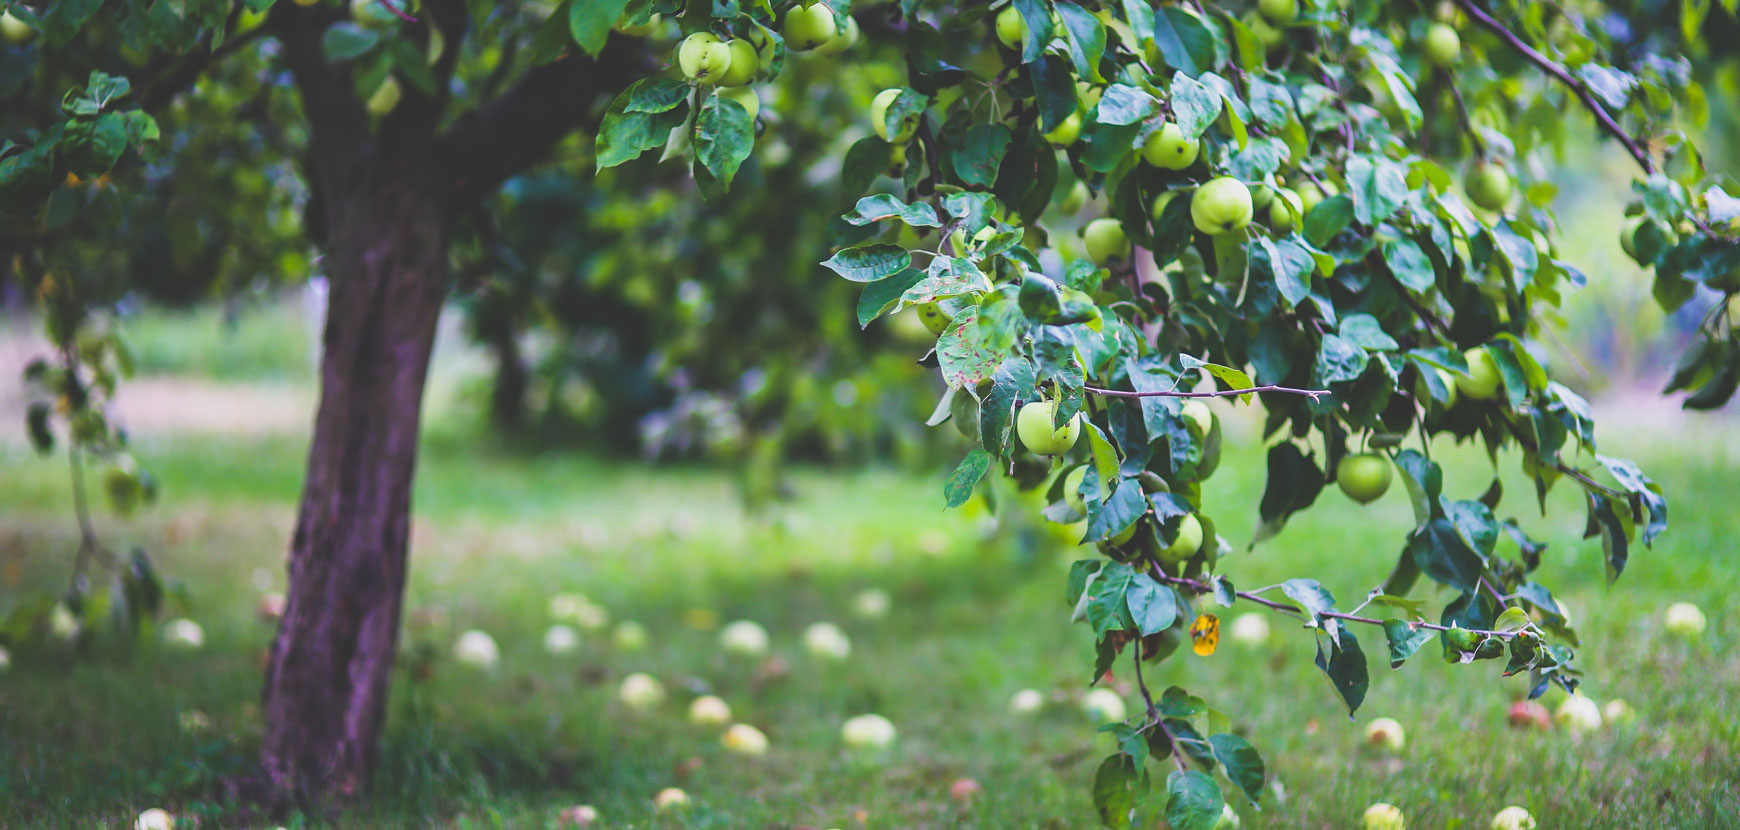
915 301 951 335
164 618 206 651
1268 187 1304 233
1 10 36 45
1246 14 1284 51
1156 514 1203 564
853 588 891 620
1601 698 1635 724
803 621 852 660
1082 688 1127 722
1142 122 1200 170
1337 452 1393 504
453 629 499 668
1216 803 1241 830
1506 699 1550 730
811 14 859 55
653 787 689 812
1417 367 1458 407
614 13 662 37
543 624 580 655
1059 181 1089 213
558 804 601 826
1457 347 1502 400
1663 601 1706 637
678 33 732 84
1062 465 1090 513
1150 190 1179 221
1362 803 1405 830
995 6 1026 49
720 619 771 656
1554 694 1602 735
689 695 733 726
613 620 649 650
717 39 759 86
366 77 402 116
1082 217 1128 265
1076 81 1104 110
1010 688 1045 714
1364 716 1405 753
871 88 917 144
1465 160 1513 211
718 86 761 121
1228 612 1271 646
783 2 837 51
1192 177 1254 235
721 722 769 756
135 808 176 830
619 672 666 709
1490 806 1536 830
1182 400 1215 438
1016 400 1082 456
1423 23 1461 67
841 713 897 750
1042 111 1082 148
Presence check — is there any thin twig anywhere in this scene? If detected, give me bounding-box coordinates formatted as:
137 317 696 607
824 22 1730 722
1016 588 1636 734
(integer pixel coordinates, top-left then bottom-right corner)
1443 71 1487 158
1147 566 1525 639
1453 0 1651 174
376 0 418 22
1085 384 1329 401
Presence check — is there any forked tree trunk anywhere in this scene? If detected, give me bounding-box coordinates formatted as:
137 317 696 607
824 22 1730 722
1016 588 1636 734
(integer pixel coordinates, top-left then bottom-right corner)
259 170 448 800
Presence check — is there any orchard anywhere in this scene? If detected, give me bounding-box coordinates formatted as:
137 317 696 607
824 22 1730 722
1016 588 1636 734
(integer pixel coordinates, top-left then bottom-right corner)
1 0 1737 827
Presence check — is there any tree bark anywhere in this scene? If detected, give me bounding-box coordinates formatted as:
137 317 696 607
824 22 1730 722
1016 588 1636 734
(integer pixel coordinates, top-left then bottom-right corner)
259 166 448 801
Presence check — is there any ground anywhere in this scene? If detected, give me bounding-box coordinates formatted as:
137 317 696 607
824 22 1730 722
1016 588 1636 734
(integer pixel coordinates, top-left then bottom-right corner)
0 306 1736 828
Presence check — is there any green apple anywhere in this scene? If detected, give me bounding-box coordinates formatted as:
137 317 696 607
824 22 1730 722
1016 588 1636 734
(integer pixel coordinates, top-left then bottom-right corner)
1268 186 1304 233
1362 803 1405 830
1296 179 1338 214
1059 181 1089 213
1424 23 1461 67
719 86 760 121
1246 14 1284 51
614 12 662 36
1016 400 1082 455
1554 694 1602 734
1490 806 1537 830
1009 688 1045 714
717 39 759 86
719 619 770 655
871 88 917 144
1082 688 1127 722
802 621 852 659
1156 513 1203 564
811 14 859 55
1142 122 1199 170
1043 111 1082 148
1465 160 1513 211
995 6 1026 49
1150 190 1179 221
366 76 402 116
619 672 666 709
653 787 689 812
1075 81 1104 110
721 722 769 756
135 809 175 830
1364 716 1405 752
1337 453 1393 504
1418 367 1458 407
689 695 732 726
1082 218 1128 265
1601 699 1635 725
783 2 838 51
1228 612 1271 646
1457 346 1502 399
1 9 36 45
1250 183 1275 211
1664 601 1706 637
1191 177 1255 235
1258 0 1298 24
1062 465 1089 513
1182 400 1214 439
678 33 732 84
841 713 897 749
916 301 951 335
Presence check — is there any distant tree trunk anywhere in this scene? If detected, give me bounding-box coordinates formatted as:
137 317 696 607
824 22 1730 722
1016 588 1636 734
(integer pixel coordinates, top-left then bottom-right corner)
259 165 448 800
488 323 527 432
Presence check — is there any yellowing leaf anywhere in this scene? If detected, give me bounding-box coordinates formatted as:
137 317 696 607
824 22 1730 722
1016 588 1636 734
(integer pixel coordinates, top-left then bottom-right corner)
1190 613 1219 656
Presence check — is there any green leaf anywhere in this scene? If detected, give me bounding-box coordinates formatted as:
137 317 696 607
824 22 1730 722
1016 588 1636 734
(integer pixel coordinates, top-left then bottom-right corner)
1208 734 1265 806
1347 156 1407 225
1057 2 1107 83
1493 606 1532 633
1085 561 1137 637
822 244 912 283
1125 574 1178 636
1013 0 1056 65
842 137 892 195
1169 73 1222 139
1337 314 1398 352
321 24 381 61
954 124 1012 189
569 0 631 57
695 93 754 190
982 357 1034 457
596 93 687 170
944 450 990 508
936 305 1007 387
1085 477 1147 544
1391 449 1442 529
1151 7 1206 76
1096 84 1158 126
623 78 690 114
1382 236 1436 293
1303 195 1354 247
1382 619 1434 668
844 194 942 228
904 256 992 303
1254 443 1323 543
1407 517 1485 593
1164 770 1224 830
856 269 926 328
1093 754 1142 830
1314 626 1369 716
1313 334 1368 385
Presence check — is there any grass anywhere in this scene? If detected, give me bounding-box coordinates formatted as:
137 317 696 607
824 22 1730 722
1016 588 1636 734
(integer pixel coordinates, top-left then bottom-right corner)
1 413 1737 829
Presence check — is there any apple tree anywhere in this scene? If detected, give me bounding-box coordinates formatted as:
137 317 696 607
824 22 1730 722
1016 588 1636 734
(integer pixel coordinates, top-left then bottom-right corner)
604 0 1725 826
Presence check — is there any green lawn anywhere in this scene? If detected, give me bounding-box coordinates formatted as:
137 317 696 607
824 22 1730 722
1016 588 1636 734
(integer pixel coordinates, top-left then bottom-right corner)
1 414 1736 829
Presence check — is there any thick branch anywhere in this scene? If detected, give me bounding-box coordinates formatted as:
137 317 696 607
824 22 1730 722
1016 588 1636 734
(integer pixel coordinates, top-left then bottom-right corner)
1085 384 1328 401
438 39 651 205
140 22 269 112
268 2 368 189
1454 0 1654 174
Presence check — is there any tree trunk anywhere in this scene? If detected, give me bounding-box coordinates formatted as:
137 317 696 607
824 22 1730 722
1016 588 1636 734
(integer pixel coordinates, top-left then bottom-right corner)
259 170 447 801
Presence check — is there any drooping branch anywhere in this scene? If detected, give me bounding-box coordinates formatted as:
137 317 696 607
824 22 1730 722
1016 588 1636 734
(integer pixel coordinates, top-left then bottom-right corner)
437 39 651 205
1084 384 1329 401
1147 566 1525 640
1453 0 1654 174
